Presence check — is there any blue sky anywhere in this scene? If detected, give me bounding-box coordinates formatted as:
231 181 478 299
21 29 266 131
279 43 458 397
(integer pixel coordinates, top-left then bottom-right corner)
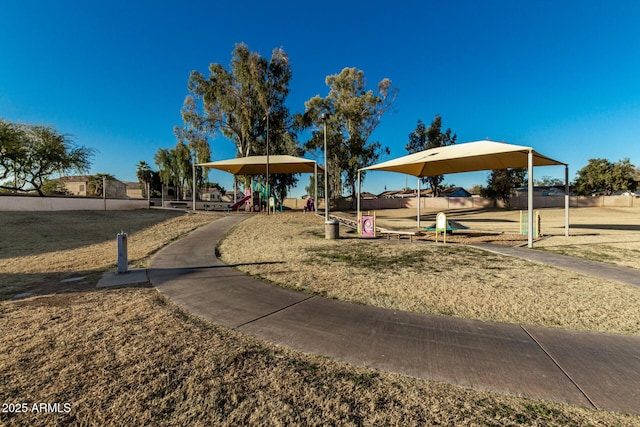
2 0 639 197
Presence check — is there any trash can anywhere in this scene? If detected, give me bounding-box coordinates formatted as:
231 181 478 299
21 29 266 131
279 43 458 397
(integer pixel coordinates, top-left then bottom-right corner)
325 220 339 240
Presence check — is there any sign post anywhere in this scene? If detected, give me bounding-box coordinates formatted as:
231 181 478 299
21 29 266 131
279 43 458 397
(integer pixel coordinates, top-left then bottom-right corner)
436 212 447 244
361 213 376 237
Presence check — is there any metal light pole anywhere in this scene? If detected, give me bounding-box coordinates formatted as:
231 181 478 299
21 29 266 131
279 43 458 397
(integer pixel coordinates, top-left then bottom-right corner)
192 150 196 212
266 109 270 215
322 113 330 221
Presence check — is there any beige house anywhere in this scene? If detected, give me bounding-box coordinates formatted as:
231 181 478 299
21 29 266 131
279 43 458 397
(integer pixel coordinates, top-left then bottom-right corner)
59 175 90 196
58 175 128 198
124 182 144 199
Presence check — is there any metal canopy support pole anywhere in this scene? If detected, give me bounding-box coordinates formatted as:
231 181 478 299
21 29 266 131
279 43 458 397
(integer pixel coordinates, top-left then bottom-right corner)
417 177 421 229
192 154 196 212
357 170 361 226
322 113 330 221
565 165 570 237
314 162 318 215
266 111 270 215
527 150 534 248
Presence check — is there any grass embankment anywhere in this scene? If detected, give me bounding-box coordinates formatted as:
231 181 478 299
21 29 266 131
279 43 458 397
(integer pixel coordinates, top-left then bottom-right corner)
219 213 640 336
1 210 638 425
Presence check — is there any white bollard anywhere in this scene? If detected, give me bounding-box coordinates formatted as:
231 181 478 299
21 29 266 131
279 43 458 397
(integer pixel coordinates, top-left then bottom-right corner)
117 233 128 274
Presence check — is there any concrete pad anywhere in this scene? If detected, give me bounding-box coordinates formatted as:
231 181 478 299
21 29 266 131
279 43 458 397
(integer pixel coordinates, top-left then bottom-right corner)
97 269 149 288
238 297 593 407
526 326 640 415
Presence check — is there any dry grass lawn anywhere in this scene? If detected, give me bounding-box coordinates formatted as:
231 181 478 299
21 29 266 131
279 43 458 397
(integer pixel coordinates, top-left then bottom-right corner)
219 211 640 335
349 206 640 269
1 209 639 425
0 210 220 299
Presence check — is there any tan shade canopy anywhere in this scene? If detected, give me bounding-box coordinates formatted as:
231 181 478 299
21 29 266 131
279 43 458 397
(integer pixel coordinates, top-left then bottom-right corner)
361 140 565 177
198 155 322 175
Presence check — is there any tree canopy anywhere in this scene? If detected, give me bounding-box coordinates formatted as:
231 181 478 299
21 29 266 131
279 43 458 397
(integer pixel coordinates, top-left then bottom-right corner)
481 168 527 205
405 115 457 196
88 173 115 197
0 119 94 196
182 43 300 199
574 158 637 196
298 67 397 200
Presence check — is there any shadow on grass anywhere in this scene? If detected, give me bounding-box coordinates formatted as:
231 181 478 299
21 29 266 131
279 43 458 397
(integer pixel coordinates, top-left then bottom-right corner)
569 224 640 232
0 269 148 302
0 210 189 260
1 260 286 301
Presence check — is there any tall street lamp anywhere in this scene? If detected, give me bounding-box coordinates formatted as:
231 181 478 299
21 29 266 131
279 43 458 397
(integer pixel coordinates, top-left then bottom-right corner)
192 149 197 212
266 109 270 215
321 113 330 221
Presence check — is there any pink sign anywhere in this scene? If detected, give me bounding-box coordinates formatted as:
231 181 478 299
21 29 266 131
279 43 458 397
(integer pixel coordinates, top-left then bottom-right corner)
362 215 375 237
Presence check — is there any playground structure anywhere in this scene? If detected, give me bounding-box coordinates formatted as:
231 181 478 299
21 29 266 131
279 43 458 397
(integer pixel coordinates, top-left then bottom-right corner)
423 212 469 243
228 180 278 213
197 154 321 216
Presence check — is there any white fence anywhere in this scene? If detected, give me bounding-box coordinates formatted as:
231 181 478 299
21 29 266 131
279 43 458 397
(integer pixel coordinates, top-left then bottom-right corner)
7 194 632 213
0 195 149 211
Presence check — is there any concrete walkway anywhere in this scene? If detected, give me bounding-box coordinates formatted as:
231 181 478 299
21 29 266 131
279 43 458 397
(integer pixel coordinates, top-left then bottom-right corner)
148 215 640 416
470 243 640 288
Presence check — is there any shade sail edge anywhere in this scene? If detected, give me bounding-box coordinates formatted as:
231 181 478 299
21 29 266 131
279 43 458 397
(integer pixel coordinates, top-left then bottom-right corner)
361 140 566 177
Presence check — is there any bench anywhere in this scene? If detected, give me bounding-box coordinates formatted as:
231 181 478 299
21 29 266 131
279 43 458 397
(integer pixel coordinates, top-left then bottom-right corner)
378 228 422 242
169 201 188 208
204 203 231 212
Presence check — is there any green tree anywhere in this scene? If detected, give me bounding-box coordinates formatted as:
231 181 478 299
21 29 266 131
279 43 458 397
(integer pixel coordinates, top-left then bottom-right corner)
0 119 26 185
0 120 94 196
609 159 637 194
136 160 153 198
41 179 67 195
174 95 211 192
174 141 192 199
468 184 484 196
481 168 527 206
183 44 300 198
405 115 457 197
88 173 115 197
305 173 324 199
153 143 193 200
534 176 564 186
299 67 397 200
154 148 179 198
574 158 637 196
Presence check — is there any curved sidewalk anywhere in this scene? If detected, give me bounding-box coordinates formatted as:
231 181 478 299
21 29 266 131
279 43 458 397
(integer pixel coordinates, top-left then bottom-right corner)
148 215 640 415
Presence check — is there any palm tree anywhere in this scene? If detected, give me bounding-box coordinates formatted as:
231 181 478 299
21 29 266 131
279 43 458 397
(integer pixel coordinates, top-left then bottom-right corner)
136 160 152 198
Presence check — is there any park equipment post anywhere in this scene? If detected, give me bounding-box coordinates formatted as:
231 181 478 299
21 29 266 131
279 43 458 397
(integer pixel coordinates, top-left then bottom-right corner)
435 212 447 244
117 232 128 274
417 177 421 229
527 150 533 248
